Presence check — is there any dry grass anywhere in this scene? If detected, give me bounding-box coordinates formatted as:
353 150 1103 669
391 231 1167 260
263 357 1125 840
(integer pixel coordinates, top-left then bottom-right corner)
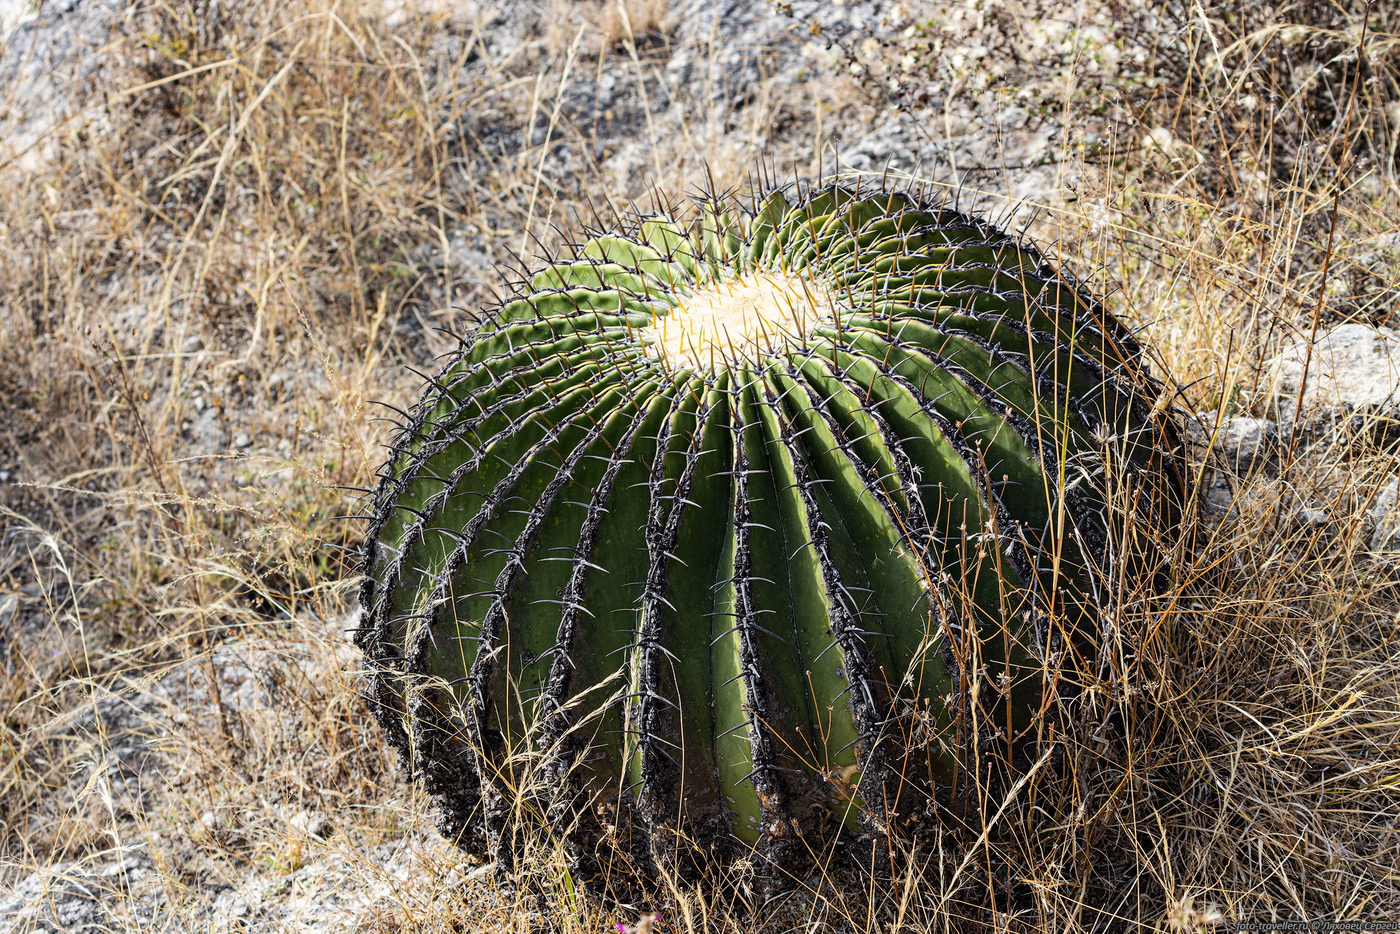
0 0 1397 930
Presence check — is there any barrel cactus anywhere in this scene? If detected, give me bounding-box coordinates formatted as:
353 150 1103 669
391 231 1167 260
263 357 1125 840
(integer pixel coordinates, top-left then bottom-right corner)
355 180 1182 880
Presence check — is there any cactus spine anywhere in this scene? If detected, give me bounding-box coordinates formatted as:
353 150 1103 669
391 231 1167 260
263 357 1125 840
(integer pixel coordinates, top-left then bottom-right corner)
355 181 1182 878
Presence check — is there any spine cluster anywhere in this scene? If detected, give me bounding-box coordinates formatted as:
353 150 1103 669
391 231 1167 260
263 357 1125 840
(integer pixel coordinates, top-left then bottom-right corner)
354 181 1183 878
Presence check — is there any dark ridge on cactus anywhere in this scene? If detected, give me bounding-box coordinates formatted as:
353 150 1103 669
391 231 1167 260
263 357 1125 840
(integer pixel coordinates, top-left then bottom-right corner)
353 177 1186 886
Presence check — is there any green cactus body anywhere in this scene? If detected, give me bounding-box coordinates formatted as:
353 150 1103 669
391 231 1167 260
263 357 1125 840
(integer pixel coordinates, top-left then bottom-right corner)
356 182 1181 877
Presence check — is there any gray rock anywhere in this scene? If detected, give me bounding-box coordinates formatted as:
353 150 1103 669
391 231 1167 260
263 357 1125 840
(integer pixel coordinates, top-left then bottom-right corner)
1272 323 1400 416
1184 412 1278 470
1199 470 1236 519
1293 505 1329 529
1216 415 1277 466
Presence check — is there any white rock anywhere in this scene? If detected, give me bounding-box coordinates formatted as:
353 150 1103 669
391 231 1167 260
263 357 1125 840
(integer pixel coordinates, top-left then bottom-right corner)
1272 323 1400 416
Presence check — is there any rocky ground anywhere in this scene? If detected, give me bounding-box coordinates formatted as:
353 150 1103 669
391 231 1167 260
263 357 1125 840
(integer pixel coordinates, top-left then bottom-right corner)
3 0 1398 930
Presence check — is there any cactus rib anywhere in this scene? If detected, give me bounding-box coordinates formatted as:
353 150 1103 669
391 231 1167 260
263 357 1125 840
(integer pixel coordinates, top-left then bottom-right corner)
355 180 1184 878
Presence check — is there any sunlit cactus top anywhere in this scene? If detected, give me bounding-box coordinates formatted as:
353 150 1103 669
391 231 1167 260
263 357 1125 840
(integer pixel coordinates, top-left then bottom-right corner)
355 179 1182 880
